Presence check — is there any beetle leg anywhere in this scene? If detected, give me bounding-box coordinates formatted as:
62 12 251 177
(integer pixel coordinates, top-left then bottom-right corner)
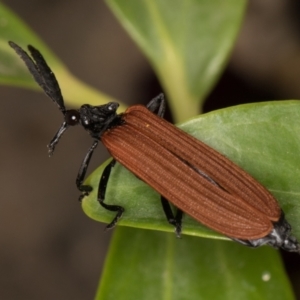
161 196 183 237
76 140 99 201
98 159 125 230
146 93 166 117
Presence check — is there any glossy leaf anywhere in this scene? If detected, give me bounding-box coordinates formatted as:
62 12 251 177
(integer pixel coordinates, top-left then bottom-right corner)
96 227 294 300
106 0 247 121
82 101 300 242
0 2 119 108
1 2 295 299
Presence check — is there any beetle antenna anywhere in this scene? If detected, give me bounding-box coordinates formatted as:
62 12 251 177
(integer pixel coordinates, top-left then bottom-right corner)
48 121 69 156
8 41 66 114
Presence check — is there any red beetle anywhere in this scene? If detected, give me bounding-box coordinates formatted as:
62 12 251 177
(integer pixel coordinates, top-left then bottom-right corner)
9 41 300 253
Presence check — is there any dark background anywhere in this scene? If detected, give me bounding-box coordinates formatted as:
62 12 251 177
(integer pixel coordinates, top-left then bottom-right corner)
1 1 300 299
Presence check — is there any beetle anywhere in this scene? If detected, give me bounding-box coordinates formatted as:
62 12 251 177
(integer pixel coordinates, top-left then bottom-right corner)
9 41 300 253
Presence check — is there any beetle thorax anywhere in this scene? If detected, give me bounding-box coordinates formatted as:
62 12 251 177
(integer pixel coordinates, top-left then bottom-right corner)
78 102 120 137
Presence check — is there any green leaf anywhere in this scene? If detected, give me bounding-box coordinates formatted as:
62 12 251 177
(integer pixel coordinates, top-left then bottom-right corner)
0 2 121 109
82 101 300 242
96 227 294 300
106 0 247 121
1 2 294 299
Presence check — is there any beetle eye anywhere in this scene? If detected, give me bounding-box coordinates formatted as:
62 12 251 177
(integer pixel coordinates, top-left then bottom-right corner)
65 110 80 126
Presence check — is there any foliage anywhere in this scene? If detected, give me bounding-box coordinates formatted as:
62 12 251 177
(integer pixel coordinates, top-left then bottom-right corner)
0 1 297 299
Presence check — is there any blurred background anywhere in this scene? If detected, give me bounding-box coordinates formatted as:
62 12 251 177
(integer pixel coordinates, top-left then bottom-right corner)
1 0 300 299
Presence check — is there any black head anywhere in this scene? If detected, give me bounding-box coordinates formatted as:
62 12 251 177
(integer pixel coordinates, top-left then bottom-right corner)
9 41 120 155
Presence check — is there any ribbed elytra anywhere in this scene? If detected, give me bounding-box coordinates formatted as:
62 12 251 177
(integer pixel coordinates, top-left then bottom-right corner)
9 41 300 253
102 105 278 240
